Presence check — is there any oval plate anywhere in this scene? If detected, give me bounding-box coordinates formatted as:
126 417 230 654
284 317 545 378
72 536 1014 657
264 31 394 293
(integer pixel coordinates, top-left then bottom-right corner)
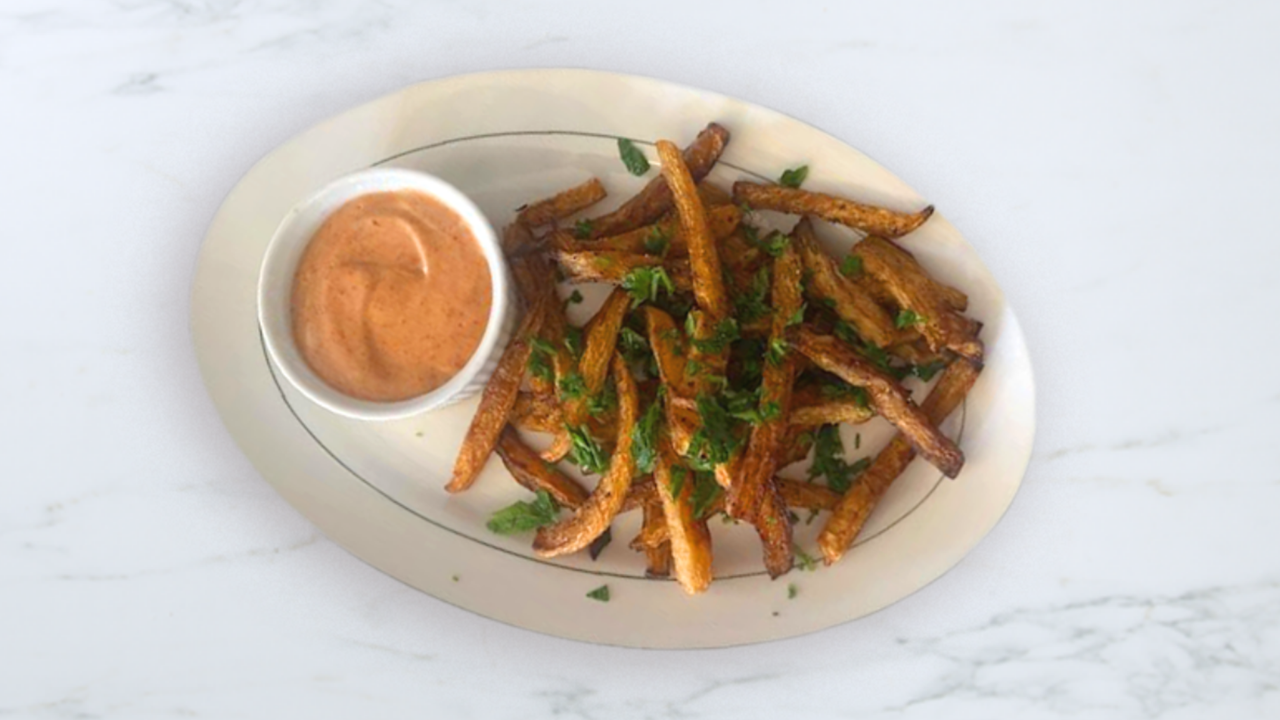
191 68 1034 648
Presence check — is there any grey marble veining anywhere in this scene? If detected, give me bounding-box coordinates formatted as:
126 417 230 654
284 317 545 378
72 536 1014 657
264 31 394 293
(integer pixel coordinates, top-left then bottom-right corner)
2 0 1279 718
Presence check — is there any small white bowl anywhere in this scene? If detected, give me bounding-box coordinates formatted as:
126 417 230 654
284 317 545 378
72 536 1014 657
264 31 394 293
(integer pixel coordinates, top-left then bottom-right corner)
257 168 514 420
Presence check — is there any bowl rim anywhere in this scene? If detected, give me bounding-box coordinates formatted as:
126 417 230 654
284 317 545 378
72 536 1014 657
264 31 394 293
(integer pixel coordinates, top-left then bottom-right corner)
255 167 509 421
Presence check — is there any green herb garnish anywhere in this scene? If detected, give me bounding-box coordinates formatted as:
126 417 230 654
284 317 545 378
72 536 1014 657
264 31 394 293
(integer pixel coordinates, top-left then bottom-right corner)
620 266 675 308
691 318 740 353
690 472 723 519
779 165 809 189
795 547 819 572
564 326 584 358
573 218 594 239
687 394 742 467
913 359 947 382
486 489 560 535
617 138 651 176
668 464 689 499
528 337 555 382
895 308 926 329
808 425 871 494
840 255 863 278
766 337 789 367
787 583 799 599
558 371 587 400
644 225 671 255
632 399 663 474
734 266 772 324
567 289 584 305
786 303 807 328
758 231 791 257
586 384 617 415
566 425 610 475
586 584 611 602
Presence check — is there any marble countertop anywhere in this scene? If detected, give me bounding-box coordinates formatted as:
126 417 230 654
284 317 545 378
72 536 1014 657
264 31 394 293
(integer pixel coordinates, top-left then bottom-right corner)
3 1 1278 717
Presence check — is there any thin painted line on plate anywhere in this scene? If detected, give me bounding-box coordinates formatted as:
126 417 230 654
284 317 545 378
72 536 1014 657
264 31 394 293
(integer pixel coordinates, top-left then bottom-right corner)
263 129 964 581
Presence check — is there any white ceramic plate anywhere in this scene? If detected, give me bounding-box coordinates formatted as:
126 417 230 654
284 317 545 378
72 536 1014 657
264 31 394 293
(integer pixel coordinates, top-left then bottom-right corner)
191 68 1034 649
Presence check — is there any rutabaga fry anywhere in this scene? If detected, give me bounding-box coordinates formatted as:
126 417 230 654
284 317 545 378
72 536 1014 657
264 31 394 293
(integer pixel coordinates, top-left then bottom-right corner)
553 251 693 292
818 357 981 563
550 204 742 256
853 236 983 363
792 216 898 348
656 139 730 319
791 328 964 478
516 177 608 229
586 123 730 238
562 288 632 426
654 441 714 594
446 300 548 493
510 392 562 433
643 306 691 396
534 353 639 557
496 427 590 509
732 181 934 239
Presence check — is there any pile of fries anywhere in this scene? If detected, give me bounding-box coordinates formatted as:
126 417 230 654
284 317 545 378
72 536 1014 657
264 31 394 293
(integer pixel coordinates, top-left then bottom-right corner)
446 123 984 594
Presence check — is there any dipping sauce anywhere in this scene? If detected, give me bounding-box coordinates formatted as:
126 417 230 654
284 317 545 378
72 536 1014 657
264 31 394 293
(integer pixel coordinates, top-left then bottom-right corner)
291 190 493 402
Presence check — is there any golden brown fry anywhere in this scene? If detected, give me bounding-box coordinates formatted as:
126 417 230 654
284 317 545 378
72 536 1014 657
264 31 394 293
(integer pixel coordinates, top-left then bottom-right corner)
643 307 692 396
697 181 734 207
789 398 875 427
685 309 730 395
496 427 590 509
732 182 934 239
563 288 631 419
754 480 794 579
654 440 714 593
534 354 639 557
818 358 981 563
779 425 815 467
621 477 656 513
553 250 692 291
854 236 983 363
791 328 964 478
776 477 840 511
666 399 701 457
726 242 803 520
502 221 538 259
587 123 730 238
792 217 898 348
446 302 546 493
854 241 968 312
516 177 608 229
510 392 562 433
550 205 741 256
657 139 729 319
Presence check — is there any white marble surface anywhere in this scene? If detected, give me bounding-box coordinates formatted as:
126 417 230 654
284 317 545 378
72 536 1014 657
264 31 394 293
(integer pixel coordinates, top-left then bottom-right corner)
2 0 1278 717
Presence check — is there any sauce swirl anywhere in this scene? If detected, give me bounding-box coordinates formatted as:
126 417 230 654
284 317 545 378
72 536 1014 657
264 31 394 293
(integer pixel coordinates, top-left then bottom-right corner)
291 190 492 402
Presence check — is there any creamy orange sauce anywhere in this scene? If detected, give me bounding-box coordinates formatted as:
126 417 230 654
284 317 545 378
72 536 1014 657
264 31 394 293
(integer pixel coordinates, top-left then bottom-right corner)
291 190 492 402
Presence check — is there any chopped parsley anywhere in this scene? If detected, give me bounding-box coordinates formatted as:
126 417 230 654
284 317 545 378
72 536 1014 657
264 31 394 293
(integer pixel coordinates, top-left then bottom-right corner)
779 165 809 189
787 583 799 599
564 326 585 358
586 584 611 602
691 318 741 353
820 381 870 408
632 399 664 474
758 230 791 257
795 547 819 572
913 359 947 382
620 266 675 308
617 138 650 176
566 425 610 475
808 425 871 494
486 489 560 535
767 337 789 367
586 384 617 415
573 218 594 239
667 463 689 499
644 225 671 255
840 255 863 278
895 308 926 329
527 337 556 382
690 472 723 519
786 302 807 328
558 371 587 400
567 289 584 305
687 394 742 468
618 326 650 364
734 266 772 324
